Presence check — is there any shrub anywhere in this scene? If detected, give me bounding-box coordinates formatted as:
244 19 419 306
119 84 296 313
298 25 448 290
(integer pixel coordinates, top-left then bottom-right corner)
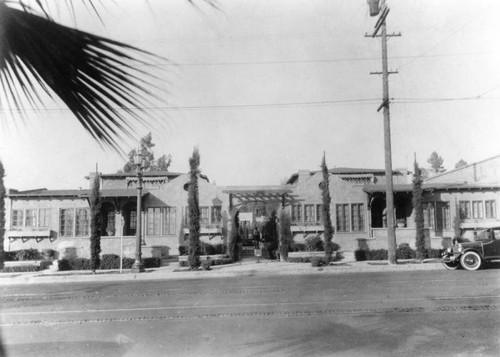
367 249 388 260
179 260 189 267
354 250 367 261
330 242 341 252
310 256 328 267
122 258 135 269
178 246 188 256
57 258 91 271
4 251 18 261
426 249 444 259
58 259 72 271
1 265 40 273
200 243 226 255
143 257 161 268
69 258 91 270
201 259 212 271
41 249 57 260
289 242 307 252
99 254 121 270
396 243 416 260
16 249 40 261
305 235 324 252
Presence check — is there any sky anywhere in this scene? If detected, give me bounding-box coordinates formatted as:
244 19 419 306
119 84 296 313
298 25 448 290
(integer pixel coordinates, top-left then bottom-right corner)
1 0 499 190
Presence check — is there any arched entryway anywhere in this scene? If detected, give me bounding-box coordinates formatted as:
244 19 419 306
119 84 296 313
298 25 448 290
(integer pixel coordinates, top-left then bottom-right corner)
100 201 117 236
122 201 137 236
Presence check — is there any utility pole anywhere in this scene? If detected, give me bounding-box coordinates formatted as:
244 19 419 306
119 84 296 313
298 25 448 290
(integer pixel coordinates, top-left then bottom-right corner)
366 0 401 264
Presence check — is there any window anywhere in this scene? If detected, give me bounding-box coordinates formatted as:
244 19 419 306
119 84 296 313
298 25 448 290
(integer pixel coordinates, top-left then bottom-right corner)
316 204 323 223
106 211 115 232
351 203 364 232
336 204 349 232
130 210 137 230
39 208 51 227
75 208 90 236
162 207 176 235
200 206 209 225
472 201 483 219
436 202 450 230
304 205 315 222
211 206 222 225
59 208 74 237
25 209 37 228
485 200 496 219
423 203 435 229
147 207 162 236
11 209 24 228
292 204 302 222
459 201 471 219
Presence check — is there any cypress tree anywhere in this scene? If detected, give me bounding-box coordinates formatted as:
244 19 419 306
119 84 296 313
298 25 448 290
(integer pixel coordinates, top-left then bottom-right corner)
89 173 101 272
321 153 335 262
278 210 292 262
187 147 201 270
413 159 426 261
0 160 5 270
228 210 240 262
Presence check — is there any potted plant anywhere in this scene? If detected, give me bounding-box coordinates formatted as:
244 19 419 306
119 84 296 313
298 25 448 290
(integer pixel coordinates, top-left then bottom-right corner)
396 218 406 228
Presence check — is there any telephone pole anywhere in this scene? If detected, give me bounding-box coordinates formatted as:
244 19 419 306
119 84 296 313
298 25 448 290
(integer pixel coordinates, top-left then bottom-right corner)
366 0 401 264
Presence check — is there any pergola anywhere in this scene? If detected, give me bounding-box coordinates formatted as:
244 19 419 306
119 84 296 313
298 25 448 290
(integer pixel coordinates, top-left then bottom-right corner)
223 186 293 211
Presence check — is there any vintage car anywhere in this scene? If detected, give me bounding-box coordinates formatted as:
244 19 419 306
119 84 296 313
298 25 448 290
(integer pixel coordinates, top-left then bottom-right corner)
442 228 500 271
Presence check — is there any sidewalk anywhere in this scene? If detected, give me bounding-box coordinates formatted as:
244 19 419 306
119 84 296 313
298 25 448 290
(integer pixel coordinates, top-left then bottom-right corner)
0 258 443 286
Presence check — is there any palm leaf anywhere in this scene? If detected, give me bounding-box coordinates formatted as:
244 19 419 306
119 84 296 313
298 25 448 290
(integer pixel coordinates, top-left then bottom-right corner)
0 2 164 151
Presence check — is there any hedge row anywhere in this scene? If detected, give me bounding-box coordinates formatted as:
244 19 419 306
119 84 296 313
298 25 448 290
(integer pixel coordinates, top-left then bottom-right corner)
3 249 57 261
355 245 444 261
58 255 161 271
1 265 41 273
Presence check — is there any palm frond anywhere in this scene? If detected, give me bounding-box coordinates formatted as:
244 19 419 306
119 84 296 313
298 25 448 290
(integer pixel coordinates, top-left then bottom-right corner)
0 2 164 151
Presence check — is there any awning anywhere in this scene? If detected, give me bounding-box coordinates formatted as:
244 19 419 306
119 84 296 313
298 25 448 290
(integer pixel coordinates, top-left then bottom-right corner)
7 230 53 242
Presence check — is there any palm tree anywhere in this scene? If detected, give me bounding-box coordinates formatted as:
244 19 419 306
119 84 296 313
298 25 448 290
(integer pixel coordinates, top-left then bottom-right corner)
0 1 215 151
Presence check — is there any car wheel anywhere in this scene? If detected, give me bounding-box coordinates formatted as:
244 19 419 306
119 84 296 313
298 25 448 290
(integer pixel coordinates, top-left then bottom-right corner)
442 261 460 270
460 251 482 271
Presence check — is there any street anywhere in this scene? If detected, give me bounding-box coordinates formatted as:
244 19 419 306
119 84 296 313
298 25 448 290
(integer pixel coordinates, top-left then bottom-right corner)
0 269 499 356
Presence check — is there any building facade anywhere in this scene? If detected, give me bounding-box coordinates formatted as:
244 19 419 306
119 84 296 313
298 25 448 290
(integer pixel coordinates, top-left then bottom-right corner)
4 155 499 259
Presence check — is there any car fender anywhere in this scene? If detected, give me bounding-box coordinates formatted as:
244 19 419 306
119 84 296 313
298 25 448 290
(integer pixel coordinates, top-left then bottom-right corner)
462 248 484 259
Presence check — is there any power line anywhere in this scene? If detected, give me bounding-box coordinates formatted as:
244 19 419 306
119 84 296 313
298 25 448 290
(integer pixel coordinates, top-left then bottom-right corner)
398 5 493 70
142 51 491 67
1 96 497 114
